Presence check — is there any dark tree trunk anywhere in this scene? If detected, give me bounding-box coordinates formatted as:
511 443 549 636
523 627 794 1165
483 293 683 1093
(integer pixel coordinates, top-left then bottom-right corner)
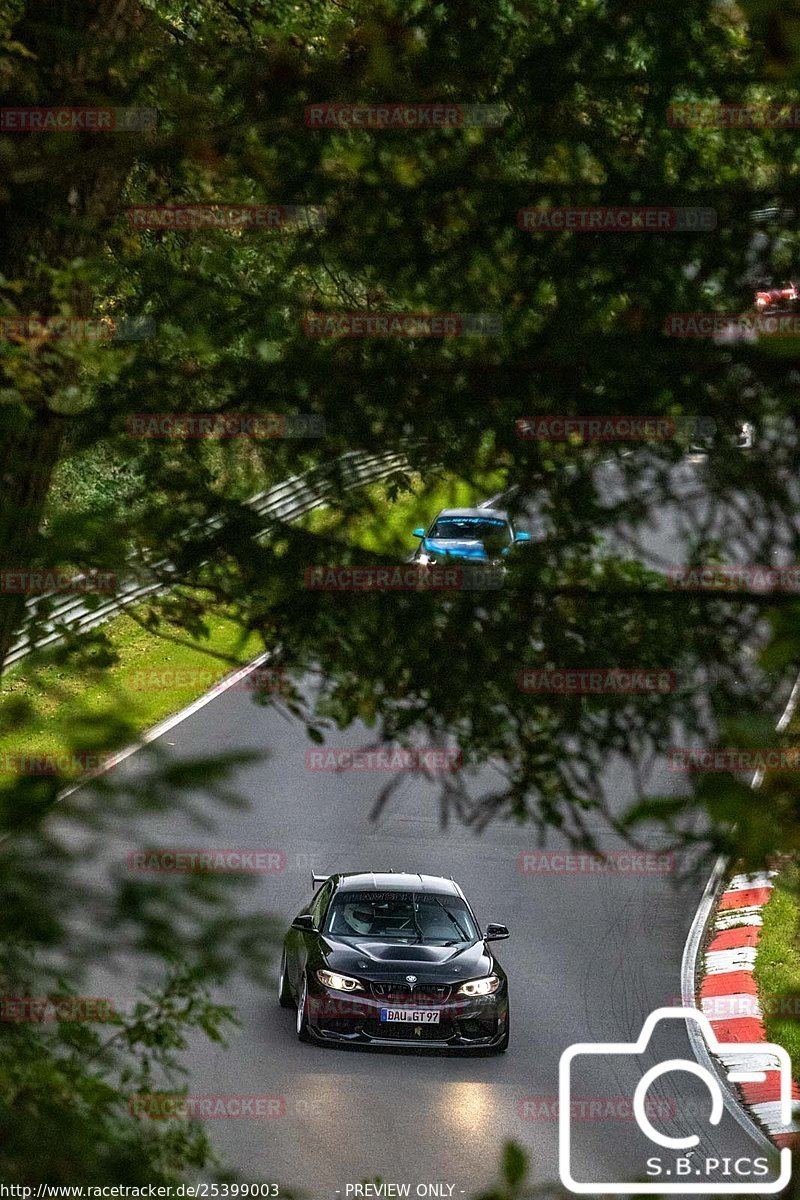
0 411 67 674
0 0 147 676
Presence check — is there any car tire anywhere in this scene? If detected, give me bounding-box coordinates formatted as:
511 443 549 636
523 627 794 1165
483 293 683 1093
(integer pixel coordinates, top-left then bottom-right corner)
296 972 312 1042
278 949 293 1008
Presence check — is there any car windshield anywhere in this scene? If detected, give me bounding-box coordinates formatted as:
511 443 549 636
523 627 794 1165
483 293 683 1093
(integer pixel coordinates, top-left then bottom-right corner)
428 517 511 543
325 890 479 943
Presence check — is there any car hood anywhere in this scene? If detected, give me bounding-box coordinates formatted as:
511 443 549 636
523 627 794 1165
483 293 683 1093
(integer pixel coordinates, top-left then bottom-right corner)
318 935 496 983
422 538 488 561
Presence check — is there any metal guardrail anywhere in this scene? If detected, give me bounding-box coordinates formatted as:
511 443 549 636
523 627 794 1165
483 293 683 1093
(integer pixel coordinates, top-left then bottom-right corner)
749 208 796 224
6 449 409 669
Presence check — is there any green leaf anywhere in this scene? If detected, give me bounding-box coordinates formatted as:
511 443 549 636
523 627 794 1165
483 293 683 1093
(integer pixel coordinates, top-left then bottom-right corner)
501 1142 527 1188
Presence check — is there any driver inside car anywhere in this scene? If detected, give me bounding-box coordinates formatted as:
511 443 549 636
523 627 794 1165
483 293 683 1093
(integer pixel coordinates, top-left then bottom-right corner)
341 903 376 935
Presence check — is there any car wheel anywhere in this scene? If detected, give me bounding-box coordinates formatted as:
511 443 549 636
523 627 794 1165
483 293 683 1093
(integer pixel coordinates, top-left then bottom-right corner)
278 949 293 1008
492 1012 509 1053
296 972 311 1042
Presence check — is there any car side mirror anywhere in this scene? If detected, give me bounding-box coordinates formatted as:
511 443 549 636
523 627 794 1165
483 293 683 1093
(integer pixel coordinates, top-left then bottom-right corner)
485 923 509 941
412 527 426 538
291 914 316 932
515 531 532 542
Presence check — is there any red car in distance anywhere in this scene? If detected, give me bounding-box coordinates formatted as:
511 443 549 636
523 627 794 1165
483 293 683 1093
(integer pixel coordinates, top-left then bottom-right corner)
755 282 798 311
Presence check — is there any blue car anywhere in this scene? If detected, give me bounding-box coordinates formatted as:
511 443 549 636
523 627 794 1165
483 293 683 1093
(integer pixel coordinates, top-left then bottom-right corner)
411 507 531 567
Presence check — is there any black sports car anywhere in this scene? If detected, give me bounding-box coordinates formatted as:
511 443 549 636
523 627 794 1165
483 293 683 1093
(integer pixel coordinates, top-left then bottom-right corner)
278 871 510 1051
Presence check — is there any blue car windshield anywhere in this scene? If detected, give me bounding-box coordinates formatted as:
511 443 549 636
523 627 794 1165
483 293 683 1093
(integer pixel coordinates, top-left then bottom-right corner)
326 890 478 943
429 518 511 543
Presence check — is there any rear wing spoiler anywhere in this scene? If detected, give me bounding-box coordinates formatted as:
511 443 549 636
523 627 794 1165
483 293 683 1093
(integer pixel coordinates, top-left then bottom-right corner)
311 871 329 887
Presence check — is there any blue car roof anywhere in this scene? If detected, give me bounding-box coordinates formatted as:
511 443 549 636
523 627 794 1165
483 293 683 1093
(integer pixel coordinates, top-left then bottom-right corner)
434 508 509 522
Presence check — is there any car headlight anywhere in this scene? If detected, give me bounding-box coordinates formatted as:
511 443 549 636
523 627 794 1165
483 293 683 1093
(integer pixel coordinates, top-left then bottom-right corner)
417 552 430 565
457 974 501 997
316 969 364 993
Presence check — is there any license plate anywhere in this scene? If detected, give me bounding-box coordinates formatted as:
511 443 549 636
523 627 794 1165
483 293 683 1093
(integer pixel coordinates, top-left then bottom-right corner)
380 1008 440 1024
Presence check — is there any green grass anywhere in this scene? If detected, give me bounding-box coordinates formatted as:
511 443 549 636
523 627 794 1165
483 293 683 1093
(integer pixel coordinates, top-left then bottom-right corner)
0 467 506 783
298 467 507 557
753 866 800 1075
0 606 264 780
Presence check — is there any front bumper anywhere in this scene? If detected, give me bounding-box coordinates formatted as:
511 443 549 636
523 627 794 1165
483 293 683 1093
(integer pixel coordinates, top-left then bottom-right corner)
305 986 508 1049
412 557 506 591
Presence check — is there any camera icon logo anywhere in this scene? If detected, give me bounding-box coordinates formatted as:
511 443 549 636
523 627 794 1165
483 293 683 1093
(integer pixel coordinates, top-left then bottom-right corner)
559 1007 793 1193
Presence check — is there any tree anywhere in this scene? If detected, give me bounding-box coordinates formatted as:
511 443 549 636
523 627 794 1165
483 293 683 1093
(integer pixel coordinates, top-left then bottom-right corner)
2 0 800 1182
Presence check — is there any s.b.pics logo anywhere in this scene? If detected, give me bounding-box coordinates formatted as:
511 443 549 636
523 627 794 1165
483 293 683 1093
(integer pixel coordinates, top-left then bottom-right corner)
559 1008 792 1193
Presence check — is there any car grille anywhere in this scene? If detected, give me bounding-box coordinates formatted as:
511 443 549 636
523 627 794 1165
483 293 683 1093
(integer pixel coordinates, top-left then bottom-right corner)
370 982 451 1004
363 1019 455 1041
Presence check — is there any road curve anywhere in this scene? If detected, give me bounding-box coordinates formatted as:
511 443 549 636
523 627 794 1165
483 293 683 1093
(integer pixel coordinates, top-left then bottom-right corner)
77 457 792 1197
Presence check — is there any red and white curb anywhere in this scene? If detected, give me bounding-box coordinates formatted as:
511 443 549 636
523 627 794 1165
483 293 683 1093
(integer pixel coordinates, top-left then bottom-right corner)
699 869 800 1148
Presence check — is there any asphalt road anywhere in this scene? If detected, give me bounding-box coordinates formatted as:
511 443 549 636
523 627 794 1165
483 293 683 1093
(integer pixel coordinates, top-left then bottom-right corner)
74 454 794 1198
